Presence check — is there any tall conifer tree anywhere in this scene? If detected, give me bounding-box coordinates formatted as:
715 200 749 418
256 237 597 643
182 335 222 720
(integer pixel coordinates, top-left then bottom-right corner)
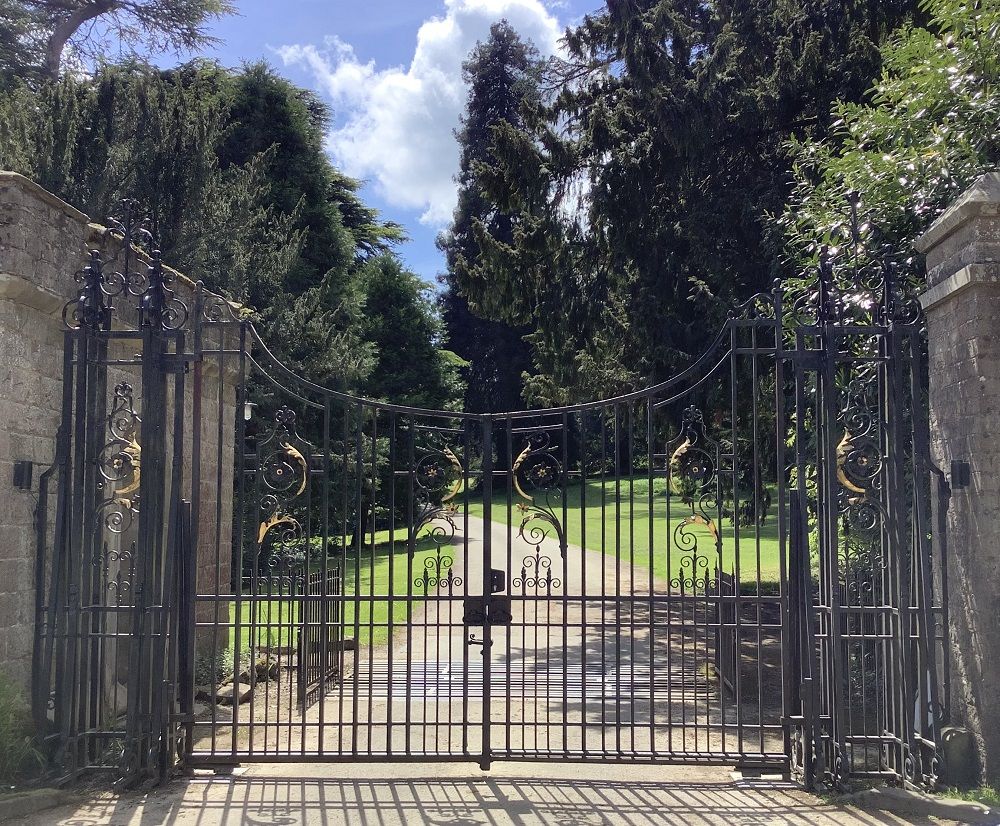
463 0 919 405
437 21 539 415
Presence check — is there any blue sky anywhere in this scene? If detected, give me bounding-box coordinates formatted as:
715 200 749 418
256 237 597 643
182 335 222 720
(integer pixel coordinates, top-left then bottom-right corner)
190 0 597 285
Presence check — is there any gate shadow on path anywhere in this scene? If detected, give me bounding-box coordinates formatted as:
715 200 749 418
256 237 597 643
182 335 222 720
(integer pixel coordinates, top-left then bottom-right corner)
39 776 941 826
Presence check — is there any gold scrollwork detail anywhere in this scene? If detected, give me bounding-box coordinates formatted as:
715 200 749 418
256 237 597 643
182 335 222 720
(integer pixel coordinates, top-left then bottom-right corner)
256 409 309 552
512 432 567 560
836 430 878 496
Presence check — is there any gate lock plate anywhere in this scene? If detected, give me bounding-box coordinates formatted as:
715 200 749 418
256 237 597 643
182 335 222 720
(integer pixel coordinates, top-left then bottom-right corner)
463 595 512 626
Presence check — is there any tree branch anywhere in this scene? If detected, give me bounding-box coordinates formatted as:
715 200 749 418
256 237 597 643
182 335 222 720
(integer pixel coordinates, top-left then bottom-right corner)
43 0 116 79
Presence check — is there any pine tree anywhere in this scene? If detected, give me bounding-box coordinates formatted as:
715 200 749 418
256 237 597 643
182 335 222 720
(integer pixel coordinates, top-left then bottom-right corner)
361 255 465 412
463 0 919 405
437 20 539 415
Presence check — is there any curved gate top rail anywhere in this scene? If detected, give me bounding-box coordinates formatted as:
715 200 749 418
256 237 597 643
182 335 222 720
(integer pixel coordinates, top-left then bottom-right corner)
35 200 947 792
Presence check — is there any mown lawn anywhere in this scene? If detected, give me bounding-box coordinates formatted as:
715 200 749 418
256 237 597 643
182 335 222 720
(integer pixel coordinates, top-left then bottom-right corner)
228 476 784 655
465 477 783 587
230 532 445 652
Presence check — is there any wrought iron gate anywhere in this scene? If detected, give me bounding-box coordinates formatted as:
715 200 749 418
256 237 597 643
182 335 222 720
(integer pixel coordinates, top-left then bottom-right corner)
34 202 948 788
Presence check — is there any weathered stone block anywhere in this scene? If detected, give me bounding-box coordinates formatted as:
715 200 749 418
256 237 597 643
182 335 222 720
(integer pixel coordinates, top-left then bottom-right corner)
0 171 238 695
917 172 1000 786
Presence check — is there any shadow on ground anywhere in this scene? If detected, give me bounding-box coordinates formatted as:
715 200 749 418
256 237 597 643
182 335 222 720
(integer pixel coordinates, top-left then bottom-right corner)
37 773 950 825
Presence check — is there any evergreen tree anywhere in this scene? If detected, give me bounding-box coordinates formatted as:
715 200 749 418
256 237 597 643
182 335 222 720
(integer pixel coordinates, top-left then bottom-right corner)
0 0 234 80
213 64 402 389
361 255 465 412
0 1 40 81
437 20 537 414
0 61 409 395
463 0 918 405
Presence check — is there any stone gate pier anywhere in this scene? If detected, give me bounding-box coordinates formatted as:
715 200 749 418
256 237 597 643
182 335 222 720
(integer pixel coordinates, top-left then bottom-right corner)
917 173 1000 785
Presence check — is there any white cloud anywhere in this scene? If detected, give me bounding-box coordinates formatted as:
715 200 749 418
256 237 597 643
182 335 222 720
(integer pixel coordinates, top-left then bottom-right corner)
277 0 562 227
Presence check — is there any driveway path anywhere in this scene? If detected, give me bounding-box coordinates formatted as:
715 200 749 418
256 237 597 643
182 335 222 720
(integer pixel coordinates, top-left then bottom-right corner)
22 519 964 825
20 764 964 825
194 514 775 760
283 514 742 758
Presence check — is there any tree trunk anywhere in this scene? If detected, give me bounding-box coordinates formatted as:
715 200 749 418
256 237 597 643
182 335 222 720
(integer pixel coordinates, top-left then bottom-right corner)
43 0 117 80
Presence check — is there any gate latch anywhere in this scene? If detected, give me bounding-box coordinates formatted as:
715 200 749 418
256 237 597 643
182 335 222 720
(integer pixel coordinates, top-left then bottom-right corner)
463 595 512 626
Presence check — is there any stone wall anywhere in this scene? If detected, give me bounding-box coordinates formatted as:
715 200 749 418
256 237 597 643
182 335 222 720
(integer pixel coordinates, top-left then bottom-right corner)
0 171 238 696
916 173 1000 785
0 174 90 691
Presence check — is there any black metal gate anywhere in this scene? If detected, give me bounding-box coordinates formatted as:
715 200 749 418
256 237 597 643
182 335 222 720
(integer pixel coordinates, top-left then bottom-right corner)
34 202 948 788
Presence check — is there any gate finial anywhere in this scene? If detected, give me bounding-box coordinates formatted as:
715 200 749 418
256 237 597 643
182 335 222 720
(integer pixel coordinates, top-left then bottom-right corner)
63 249 109 331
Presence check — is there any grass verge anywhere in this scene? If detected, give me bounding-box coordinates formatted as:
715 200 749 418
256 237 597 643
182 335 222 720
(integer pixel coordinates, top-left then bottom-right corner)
230 533 445 651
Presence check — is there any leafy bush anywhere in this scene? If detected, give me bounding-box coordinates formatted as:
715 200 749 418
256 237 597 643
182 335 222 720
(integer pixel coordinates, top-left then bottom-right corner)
0 677 42 784
782 0 1000 283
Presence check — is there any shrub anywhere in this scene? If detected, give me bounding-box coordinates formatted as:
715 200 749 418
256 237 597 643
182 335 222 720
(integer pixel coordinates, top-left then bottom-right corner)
0 677 42 785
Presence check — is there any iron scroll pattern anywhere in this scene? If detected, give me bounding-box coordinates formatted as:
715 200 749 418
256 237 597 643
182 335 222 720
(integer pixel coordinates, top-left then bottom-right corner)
92 382 142 602
836 370 888 605
62 200 189 333
667 407 723 592
94 382 142 538
414 550 463 593
512 432 567 562
254 407 310 576
512 546 561 596
784 194 922 331
409 438 464 590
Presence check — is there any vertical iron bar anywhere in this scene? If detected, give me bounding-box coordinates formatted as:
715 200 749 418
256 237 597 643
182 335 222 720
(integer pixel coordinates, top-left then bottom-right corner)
480 417 493 770
773 284 792 773
319 396 333 756
579 411 588 756
561 411 569 756
231 322 248 762
385 410 395 756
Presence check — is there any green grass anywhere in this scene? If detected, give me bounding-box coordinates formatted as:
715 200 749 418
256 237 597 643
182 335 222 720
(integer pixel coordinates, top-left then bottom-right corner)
230 532 445 651
227 476 784 656
465 477 783 587
938 785 1000 808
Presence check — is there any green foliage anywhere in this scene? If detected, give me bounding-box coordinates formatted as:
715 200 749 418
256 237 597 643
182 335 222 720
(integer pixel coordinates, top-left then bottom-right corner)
174 145 304 312
2 61 229 226
438 21 537 414
362 254 466 411
0 61 306 316
0 0 235 80
462 0 917 405
939 784 1000 806
0 60 458 408
0 1 41 82
0 676 42 784
218 64 399 295
193 646 252 687
781 0 1000 281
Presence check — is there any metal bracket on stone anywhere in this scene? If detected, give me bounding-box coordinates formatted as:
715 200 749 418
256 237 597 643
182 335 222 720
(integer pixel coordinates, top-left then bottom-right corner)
951 459 971 489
